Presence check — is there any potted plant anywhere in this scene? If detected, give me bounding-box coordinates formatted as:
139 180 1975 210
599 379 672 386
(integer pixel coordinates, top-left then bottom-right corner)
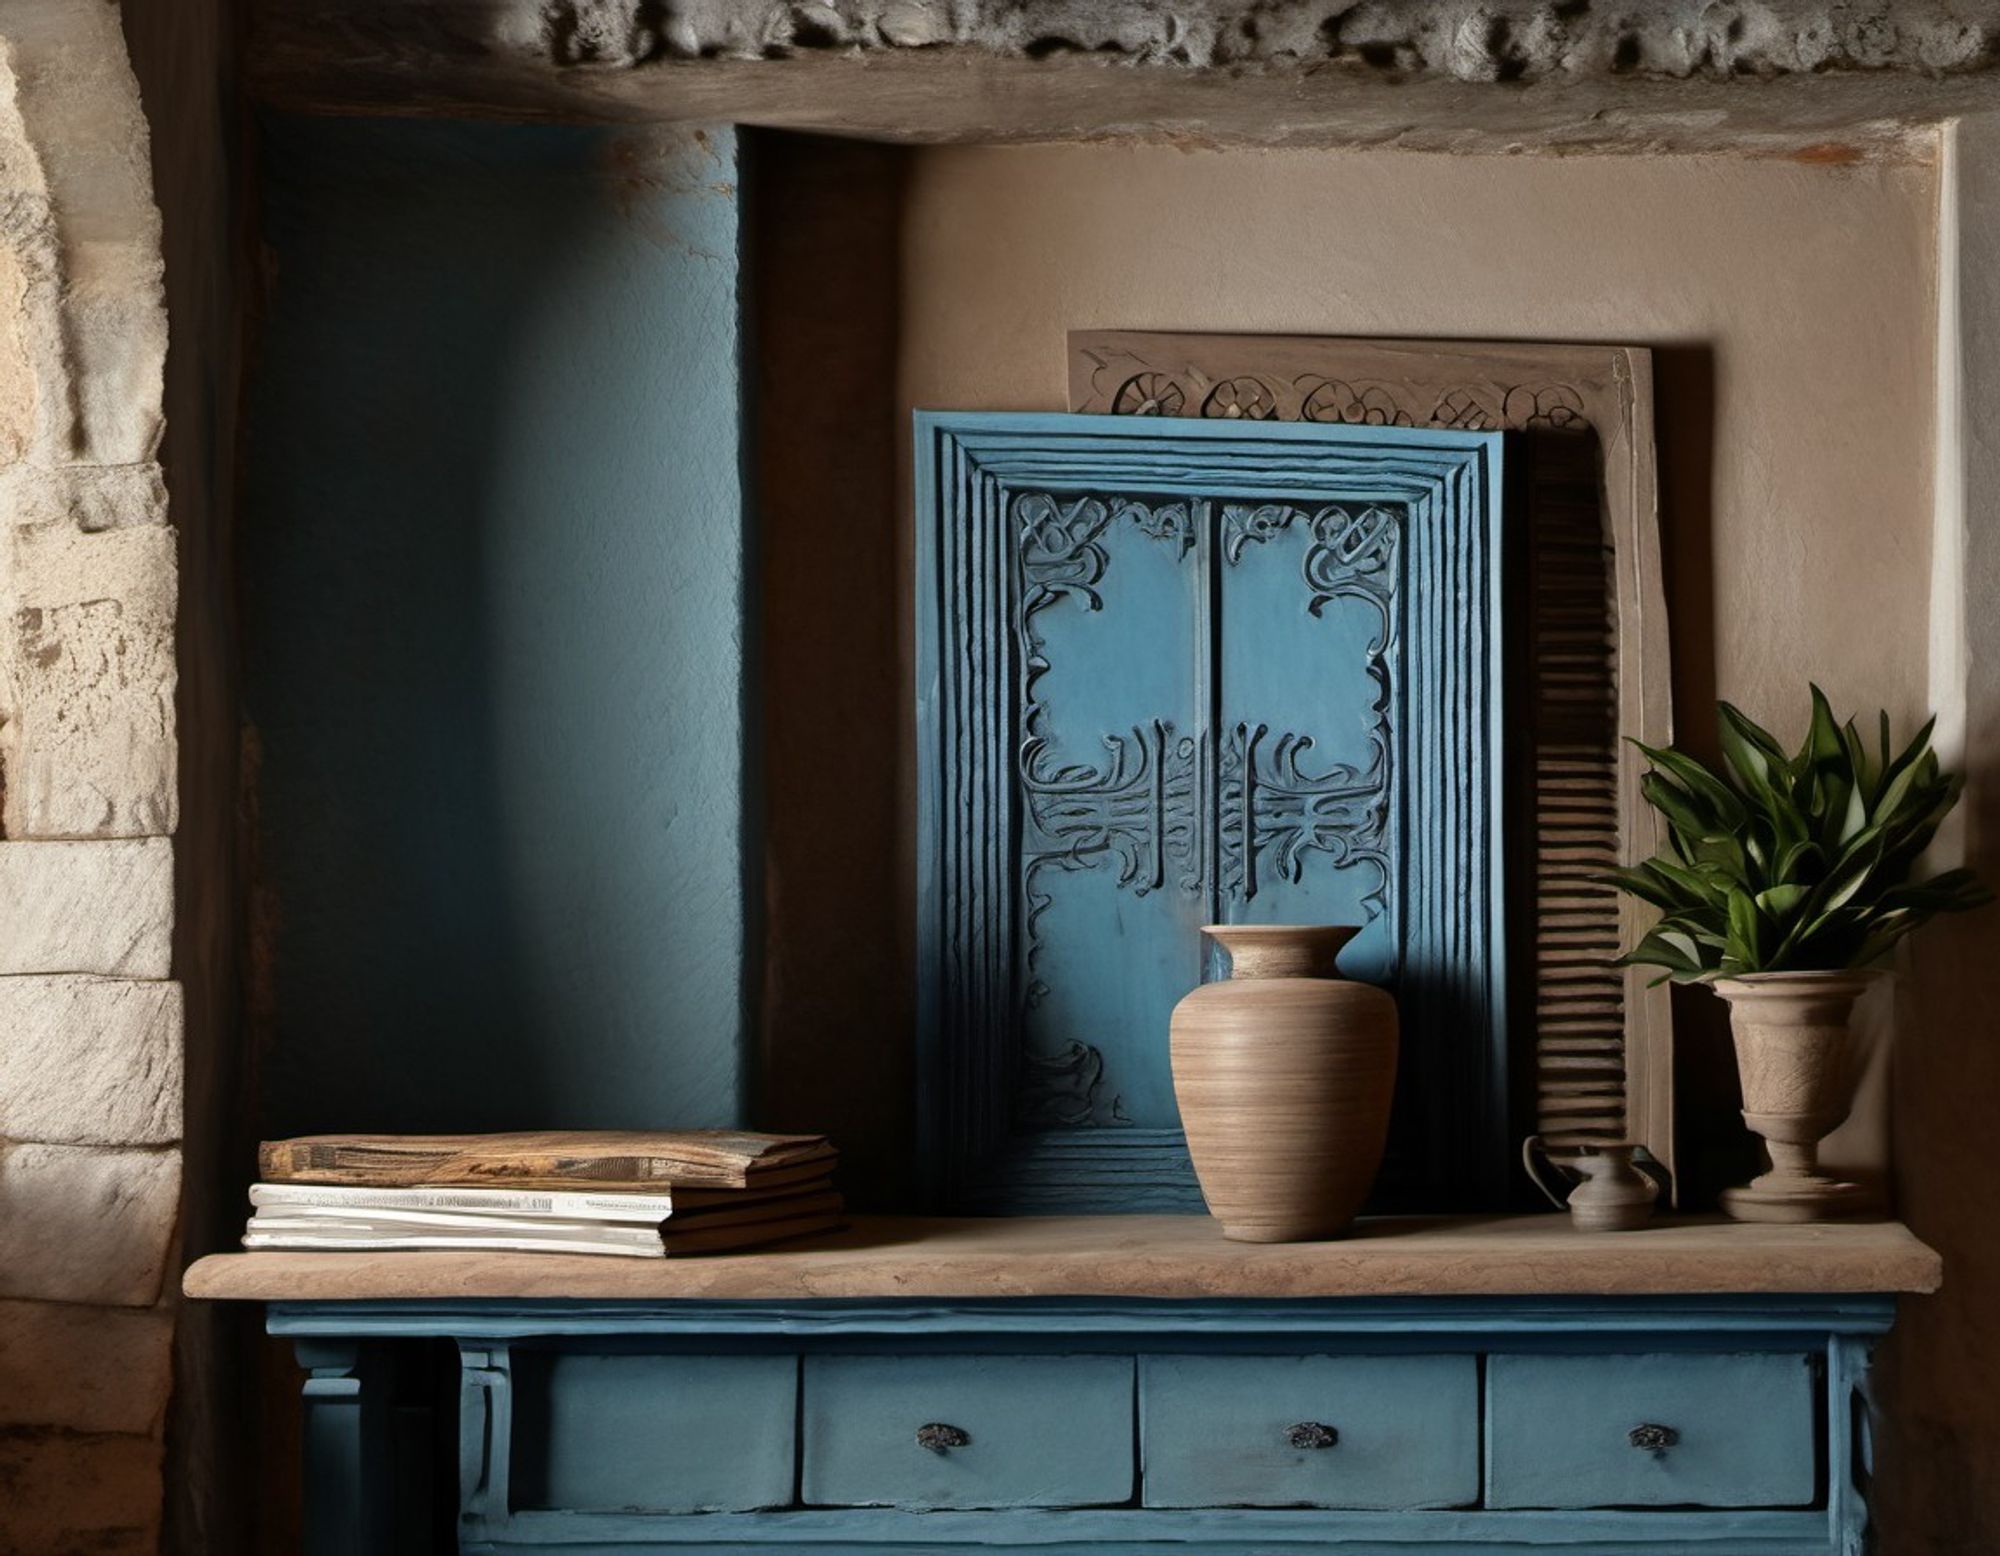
1609 688 1990 1222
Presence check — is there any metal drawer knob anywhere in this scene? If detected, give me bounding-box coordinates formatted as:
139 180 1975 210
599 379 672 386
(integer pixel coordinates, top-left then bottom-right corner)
1285 1421 1339 1450
916 1422 971 1455
1628 1423 1680 1453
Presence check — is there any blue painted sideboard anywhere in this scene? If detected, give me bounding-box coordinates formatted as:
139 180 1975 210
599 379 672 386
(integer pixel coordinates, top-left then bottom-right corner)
194 1217 1940 1556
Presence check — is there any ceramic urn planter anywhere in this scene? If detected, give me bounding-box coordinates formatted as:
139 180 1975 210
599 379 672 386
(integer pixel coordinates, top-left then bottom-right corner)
1713 969 1883 1223
1169 924 1398 1242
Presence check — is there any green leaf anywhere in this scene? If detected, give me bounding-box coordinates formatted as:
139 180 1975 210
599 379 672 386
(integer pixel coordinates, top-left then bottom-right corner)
1879 868 1997 913
1647 856 1728 906
1600 865 1683 911
1877 713 1940 802
1820 835 1884 915
1615 924 1713 981
1802 684 1846 768
1640 771 1723 850
1717 701 1788 761
1725 886 1766 970
1754 883 1811 924
1840 718 1876 806
1716 703 1782 792
1633 742 1746 831
1851 909 1925 968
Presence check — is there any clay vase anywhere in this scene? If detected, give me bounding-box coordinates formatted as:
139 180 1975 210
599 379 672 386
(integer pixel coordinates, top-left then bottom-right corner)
1169 924 1398 1242
1522 1137 1665 1232
1713 969 1883 1223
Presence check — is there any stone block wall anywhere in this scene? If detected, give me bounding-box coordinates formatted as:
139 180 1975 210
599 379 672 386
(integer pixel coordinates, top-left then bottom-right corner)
0 1 178 1551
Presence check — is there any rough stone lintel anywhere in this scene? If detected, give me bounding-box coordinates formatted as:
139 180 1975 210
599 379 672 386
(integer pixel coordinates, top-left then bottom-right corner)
254 0 2000 155
0 975 182 1144
0 838 173 976
493 0 2000 77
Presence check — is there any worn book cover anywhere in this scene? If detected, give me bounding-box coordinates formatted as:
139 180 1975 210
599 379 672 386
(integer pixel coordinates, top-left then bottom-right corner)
257 1130 834 1190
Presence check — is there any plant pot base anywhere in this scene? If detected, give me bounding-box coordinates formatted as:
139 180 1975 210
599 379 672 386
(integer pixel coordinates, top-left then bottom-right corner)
1721 1176 1866 1224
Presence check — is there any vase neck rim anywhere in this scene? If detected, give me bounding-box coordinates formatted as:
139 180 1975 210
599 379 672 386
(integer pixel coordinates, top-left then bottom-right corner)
1202 924 1359 980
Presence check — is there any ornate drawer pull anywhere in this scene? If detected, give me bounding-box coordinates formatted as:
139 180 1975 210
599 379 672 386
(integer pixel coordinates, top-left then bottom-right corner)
916 1422 971 1455
1628 1423 1680 1453
1285 1421 1339 1450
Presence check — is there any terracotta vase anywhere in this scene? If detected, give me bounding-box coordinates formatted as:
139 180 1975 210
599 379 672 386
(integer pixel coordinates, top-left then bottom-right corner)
1713 969 1883 1223
1169 924 1398 1242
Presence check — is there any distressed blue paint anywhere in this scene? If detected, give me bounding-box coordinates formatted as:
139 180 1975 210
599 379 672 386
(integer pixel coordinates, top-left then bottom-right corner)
801 1355 1134 1509
1139 1354 1478 1509
280 1292 1895 1553
244 116 749 1135
913 413 1508 1214
266 1292 1901 1340
1485 1351 1818 1509
511 1352 797 1513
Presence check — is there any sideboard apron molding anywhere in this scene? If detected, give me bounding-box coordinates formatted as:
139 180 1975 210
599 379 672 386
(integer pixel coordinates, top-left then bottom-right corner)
191 1217 1939 1556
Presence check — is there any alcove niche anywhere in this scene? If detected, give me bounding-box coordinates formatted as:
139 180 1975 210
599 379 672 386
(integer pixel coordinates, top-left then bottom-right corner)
241 123 1939 1214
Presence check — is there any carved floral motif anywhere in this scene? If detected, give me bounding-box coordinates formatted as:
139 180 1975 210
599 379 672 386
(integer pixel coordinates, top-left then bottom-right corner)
1299 377 1413 427
1111 372 1186 416
1200 376 1279 420
1103 364 1592 440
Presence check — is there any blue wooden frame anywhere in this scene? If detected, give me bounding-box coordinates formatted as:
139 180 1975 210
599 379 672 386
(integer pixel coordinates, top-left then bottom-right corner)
272 1293 1890 1555
913 412 1510 1213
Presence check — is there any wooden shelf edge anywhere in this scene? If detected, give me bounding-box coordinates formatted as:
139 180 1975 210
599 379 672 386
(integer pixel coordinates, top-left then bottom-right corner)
181 1213 1943 1304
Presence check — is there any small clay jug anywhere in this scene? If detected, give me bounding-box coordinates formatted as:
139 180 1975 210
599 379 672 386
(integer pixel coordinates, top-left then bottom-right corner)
1169 925 1398 1242
1522 1137 1666 1232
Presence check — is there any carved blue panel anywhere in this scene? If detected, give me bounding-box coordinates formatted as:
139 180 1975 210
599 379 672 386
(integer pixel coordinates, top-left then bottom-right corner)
915 413 1507 1212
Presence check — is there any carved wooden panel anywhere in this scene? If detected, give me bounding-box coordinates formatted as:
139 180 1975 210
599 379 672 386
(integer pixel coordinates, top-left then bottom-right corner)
1069 333 1673 1189
916 412 1507 1213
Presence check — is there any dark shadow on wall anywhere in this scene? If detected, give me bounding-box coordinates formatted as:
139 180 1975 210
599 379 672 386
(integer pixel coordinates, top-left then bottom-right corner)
243 114 561 1136
241 116 750 1144
1650 342 1758 1210
1876 730 2000 1553
750 132 913 1208
119 1 255 1552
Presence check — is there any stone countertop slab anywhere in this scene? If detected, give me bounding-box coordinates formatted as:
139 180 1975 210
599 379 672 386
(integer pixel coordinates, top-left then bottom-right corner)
183 1213 1942 1302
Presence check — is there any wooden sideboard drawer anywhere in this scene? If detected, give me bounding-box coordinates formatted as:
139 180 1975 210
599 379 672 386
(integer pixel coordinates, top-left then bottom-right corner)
509 1351 797 1513
1140 1354 1478 1509
1486 1352 1818 1509
801 1354 1135 1509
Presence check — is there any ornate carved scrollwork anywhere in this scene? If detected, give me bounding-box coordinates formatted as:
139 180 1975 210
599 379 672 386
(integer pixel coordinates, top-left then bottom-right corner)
1014 492 1204 1129
1219 722 1391 910
1009 488 1401 1128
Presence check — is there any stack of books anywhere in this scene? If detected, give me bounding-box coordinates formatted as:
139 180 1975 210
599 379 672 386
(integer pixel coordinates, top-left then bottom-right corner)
241 1130 842 1258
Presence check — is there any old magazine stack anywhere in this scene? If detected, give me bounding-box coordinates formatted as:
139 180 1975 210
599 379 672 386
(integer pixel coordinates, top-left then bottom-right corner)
241 1130 842 1257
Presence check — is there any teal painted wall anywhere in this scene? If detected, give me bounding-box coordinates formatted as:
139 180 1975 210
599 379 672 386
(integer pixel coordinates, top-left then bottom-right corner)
245 116 748 1134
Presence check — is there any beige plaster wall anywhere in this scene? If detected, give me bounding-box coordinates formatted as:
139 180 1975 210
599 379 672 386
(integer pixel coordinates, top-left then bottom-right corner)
759 139 1942 1206
897 143 1939 738
885 142 1938 1205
